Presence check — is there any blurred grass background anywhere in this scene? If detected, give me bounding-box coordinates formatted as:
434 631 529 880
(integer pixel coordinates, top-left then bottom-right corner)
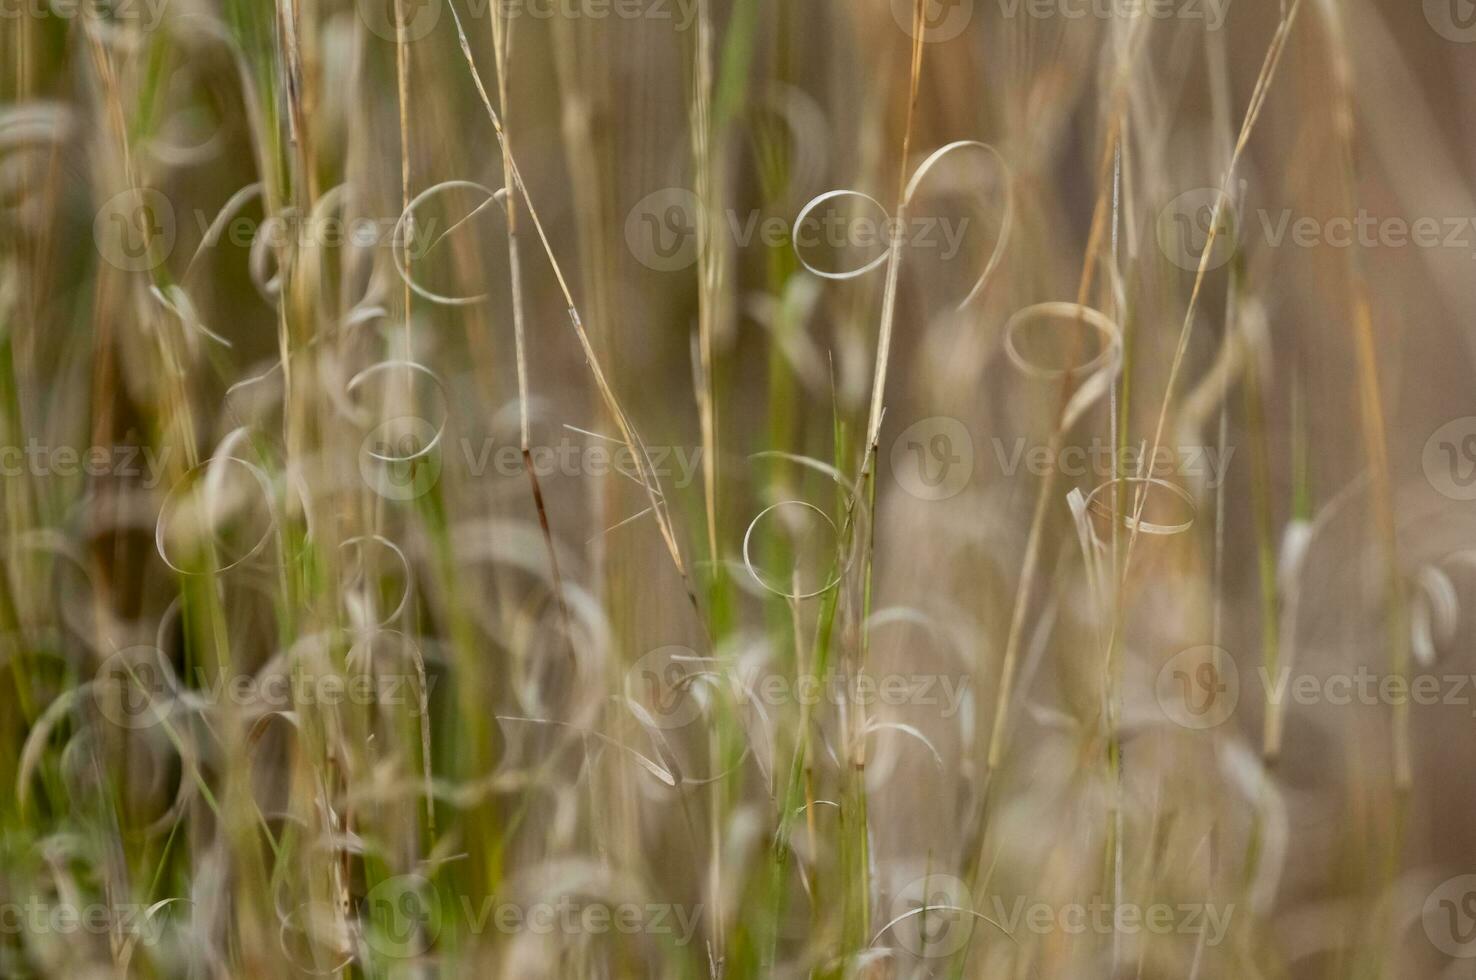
3 0 1476 976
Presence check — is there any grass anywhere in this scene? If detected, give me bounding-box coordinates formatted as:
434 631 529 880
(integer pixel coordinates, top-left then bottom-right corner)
3 0 1476 976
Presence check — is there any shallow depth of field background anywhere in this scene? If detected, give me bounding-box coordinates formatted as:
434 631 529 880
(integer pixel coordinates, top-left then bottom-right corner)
3 0 1476 976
